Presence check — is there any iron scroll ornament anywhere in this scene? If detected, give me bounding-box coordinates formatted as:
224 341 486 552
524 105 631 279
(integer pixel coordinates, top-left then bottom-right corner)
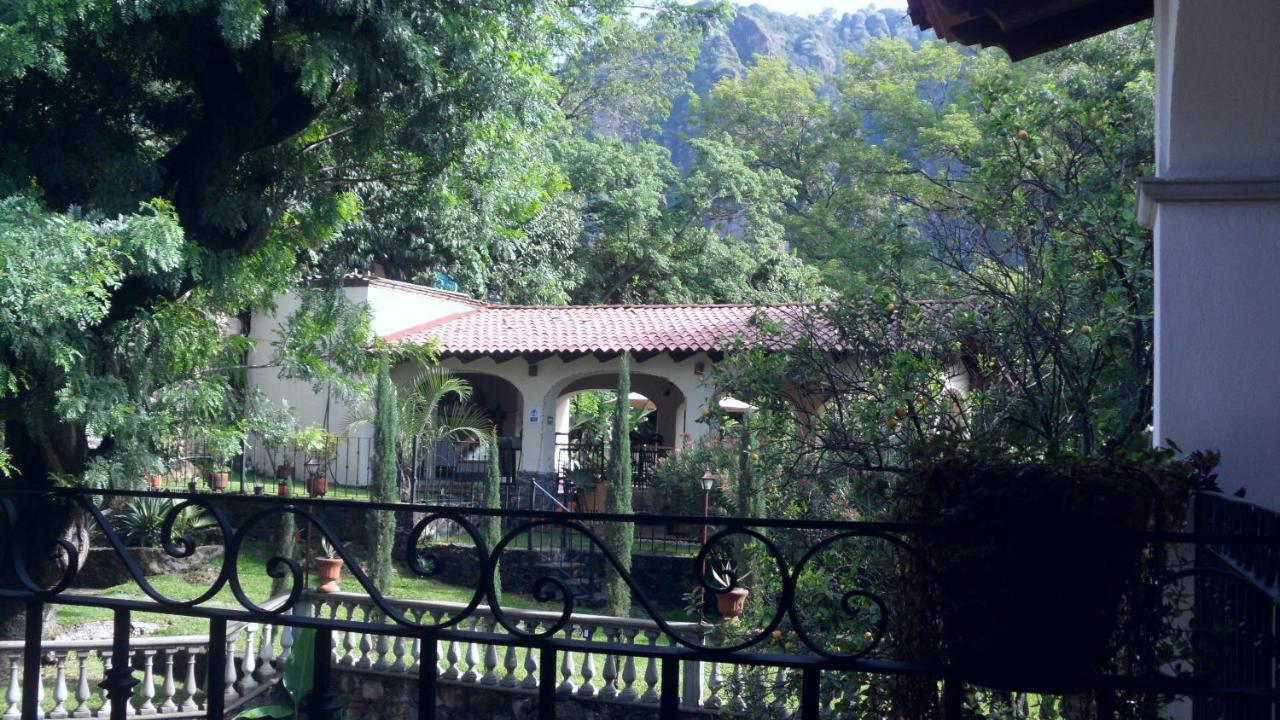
0 488 922 663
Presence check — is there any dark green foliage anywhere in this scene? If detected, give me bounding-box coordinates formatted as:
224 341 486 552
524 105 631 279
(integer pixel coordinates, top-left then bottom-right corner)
482 433 504 604
602 352 633 616
368 353 398 591
115 497 214 548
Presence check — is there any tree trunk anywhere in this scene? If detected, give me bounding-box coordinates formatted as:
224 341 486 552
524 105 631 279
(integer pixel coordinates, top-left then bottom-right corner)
0 418 93 639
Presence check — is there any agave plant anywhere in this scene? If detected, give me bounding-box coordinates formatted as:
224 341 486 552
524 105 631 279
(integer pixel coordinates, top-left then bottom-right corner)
115 497 216 548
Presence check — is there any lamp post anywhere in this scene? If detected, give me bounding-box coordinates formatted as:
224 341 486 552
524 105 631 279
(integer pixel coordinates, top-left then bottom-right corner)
698 469 716 624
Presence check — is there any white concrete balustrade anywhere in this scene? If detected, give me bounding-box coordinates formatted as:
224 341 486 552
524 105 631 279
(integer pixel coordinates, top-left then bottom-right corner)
308 591 798 714
0 619 282 720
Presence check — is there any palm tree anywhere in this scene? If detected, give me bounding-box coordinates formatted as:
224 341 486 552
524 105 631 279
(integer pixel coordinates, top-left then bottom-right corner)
398 366 493 449
349 365 492 498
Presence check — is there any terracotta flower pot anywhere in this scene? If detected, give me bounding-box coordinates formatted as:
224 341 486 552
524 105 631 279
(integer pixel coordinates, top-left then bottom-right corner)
580 483 607 513
315 557 343 593
277 481 290 497
306 472 328 498
716 587 750 619
147 475 164 490
275 464 294 480
208 471 231 491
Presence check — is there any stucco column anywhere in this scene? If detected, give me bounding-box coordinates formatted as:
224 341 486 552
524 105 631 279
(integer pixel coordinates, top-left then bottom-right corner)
1142 0 1280 507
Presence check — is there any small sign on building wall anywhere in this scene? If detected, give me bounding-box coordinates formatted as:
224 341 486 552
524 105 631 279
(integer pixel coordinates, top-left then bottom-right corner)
529 408 540 424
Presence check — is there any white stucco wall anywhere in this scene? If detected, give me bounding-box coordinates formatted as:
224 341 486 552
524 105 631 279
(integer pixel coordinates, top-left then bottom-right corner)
1146 0 1280 508
363 279 483 336
246 281 724 483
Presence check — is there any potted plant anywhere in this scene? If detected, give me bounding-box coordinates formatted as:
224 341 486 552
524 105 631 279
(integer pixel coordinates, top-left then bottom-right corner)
707 557 751 620
297 427 338 498
567 468 606 512
314 538 343 593
201 428 243 493
895 440 1211 691
277 479 291 496
207 463 232 491
186 478 199 493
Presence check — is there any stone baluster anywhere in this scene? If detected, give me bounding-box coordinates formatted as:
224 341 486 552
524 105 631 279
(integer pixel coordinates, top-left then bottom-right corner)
97 651 112 718
180 649 199 713
49 650 70 719
501 644 520 688
729 663 746 712
238 626 259 693
1 655 17 720
576 624 598 698
441 630 461 682
641 630 661 703
520 621 539 689
555 623 577 696
340 602 359 666
224 631 240 702
279 620 296 667
374 626 392 672
705 660 723 709
770 666 789 714
460 617 480 683
138 650 157 714
72 650 92 719
599 628 621 701
390 633 409 673
28 653 43 717
618 627 640 702
257 624 277 682
480 619 500 685
158 650 178 714
356 606 375 669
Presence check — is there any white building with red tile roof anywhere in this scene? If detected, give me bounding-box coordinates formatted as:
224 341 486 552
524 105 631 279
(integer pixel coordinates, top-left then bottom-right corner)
246 275 828 486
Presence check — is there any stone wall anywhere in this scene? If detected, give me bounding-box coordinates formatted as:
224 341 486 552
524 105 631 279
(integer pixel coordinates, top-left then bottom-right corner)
335 671 709 720
419 544 697 611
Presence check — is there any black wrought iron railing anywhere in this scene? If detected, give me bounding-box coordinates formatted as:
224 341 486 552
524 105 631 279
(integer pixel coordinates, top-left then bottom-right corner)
0 487 1275 720
1193 492 1280 720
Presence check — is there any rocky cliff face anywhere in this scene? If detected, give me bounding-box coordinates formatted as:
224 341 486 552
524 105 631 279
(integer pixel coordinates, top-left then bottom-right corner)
660 3 929 167
694 4 927 92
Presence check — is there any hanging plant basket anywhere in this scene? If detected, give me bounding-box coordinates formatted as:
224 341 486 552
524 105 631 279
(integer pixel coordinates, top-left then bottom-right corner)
900 448 1181 693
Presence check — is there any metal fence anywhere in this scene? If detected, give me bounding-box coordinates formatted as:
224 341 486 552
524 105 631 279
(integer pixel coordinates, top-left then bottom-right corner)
145 436 377 500
1193 492 1280 720
0 487 1276 720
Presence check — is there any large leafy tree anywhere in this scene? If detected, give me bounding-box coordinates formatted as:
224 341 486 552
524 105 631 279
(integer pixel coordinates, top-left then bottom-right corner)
712 29 1155 462
0 0 618 636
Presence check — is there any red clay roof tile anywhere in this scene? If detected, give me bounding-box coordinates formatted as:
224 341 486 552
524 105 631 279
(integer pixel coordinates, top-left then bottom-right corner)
383 303 831 355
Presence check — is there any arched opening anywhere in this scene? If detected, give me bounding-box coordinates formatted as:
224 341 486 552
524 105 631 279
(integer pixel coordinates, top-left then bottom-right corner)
546 373 687 486
454 372 524 440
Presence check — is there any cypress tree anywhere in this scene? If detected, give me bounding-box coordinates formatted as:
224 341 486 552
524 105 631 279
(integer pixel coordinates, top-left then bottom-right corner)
483 432 504 603
603 353 634 616
369 353 399 592
734 413 761 582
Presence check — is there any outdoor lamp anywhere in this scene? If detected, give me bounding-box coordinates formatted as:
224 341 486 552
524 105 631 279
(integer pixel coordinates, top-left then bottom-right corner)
700 469 716 492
